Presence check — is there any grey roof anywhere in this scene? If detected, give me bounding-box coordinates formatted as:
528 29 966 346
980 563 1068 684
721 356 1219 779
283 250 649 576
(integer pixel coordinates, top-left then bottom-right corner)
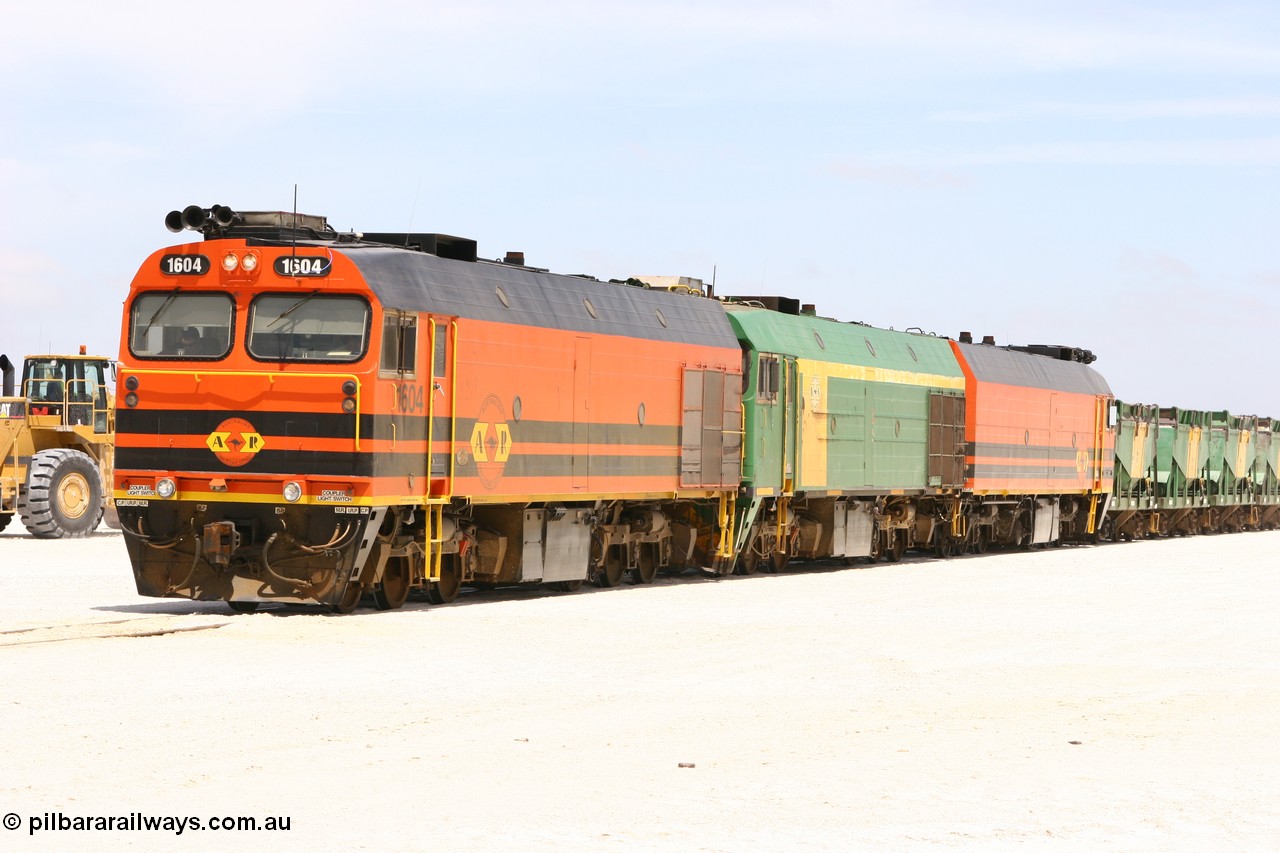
341 246 739 348
957 341 1113 395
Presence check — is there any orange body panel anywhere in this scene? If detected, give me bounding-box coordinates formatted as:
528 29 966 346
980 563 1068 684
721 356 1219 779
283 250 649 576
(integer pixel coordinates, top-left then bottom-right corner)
951 341 1114 496
114 240 741 506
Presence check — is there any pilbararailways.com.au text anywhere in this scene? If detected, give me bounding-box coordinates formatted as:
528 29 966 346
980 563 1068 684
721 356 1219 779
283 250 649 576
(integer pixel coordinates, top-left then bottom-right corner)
6 811 291 836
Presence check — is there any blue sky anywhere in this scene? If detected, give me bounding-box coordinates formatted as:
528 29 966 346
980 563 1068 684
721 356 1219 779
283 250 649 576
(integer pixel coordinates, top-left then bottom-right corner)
2 1 1277 414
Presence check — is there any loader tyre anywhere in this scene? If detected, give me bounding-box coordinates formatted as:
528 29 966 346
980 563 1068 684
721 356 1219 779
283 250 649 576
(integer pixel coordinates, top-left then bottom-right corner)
17 449 104 538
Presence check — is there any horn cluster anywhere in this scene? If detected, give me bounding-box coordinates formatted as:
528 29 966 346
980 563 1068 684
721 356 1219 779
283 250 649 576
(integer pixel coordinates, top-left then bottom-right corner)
164 204 242 234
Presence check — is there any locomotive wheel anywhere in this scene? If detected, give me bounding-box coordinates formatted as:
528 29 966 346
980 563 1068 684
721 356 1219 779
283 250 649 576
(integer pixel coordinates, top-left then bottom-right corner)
972 528 989 555
18 448 104 538
864 530 883 564
554 579 584 593
227 601 260 615
712 554 739 575
736 532 765 575
765 551 789 573
597 549 625 587
630 546 657 584
333 580 363 614
1011 520 1031 551
885 530 906 563
374 557 411 610
934 537 953 559
0 513 10 533
428 557 463 604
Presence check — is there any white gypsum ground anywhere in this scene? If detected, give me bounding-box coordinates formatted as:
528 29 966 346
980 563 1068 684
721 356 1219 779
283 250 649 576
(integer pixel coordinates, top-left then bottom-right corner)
0 527 1277 851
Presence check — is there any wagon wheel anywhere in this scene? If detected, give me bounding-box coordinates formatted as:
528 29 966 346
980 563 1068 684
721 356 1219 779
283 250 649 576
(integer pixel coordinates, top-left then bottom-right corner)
374 557 411 610
227 600 259 615
630 545 658 584
767 551 789 573
597 548 625 587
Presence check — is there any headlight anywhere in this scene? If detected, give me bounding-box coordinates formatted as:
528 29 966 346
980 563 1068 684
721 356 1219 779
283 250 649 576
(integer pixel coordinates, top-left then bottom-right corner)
156 478 176 499
240 252 259 272
283 481 302 503
222 252 239 272
341 397 356 413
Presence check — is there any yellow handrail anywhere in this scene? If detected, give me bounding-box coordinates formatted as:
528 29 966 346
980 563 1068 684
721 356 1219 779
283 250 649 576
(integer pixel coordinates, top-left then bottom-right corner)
420 317 460 583
448 319 458 496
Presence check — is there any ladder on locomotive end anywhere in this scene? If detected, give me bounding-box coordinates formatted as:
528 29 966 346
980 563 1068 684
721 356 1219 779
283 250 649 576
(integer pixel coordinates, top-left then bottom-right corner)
422 319 459 588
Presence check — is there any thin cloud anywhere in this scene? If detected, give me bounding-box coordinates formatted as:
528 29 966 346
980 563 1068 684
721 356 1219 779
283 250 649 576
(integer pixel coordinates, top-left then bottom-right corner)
1116 249 1199 284
824 160 972 189
935 96 1280 123
7 2 1280 86
906 137 1280 168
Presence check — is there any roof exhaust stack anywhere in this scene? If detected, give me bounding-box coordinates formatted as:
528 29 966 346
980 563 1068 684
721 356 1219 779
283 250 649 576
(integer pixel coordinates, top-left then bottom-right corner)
0 354 13 398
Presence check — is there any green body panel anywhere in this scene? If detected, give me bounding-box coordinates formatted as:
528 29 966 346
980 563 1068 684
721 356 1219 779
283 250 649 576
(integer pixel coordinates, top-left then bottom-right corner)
734 351 793 494
725 305 964 494
815 378 938 489
823 375 868 487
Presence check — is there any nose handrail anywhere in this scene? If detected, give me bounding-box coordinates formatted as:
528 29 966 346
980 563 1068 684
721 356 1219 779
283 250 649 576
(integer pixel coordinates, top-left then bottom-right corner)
121 368 364 450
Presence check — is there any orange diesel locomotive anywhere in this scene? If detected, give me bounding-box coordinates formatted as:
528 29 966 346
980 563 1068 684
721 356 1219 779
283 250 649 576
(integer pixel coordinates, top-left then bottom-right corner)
114 206 742 612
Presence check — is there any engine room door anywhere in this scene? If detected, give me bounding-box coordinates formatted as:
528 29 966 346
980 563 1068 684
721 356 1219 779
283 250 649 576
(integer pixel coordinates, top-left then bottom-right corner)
681 366 742 489
927 392 966 489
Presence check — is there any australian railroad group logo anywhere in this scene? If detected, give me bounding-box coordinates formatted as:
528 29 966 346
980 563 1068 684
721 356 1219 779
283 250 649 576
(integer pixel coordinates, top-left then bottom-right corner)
470 395 513 489
206 417 266 467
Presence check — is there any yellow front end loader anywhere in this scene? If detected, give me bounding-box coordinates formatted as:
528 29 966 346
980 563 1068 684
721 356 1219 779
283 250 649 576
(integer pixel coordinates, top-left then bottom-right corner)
1 351 116 537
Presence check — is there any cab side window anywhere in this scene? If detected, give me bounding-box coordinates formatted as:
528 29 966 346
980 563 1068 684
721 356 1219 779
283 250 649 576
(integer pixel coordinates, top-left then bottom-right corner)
757 354 780 403
380 311 417 376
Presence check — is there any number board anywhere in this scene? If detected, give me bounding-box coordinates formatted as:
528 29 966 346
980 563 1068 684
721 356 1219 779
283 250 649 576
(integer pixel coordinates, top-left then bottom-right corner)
273 256 331 277
159 254 210 276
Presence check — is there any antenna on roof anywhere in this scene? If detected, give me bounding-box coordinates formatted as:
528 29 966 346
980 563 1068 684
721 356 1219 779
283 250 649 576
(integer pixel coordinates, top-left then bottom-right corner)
406 179 422 247
291 184 298 259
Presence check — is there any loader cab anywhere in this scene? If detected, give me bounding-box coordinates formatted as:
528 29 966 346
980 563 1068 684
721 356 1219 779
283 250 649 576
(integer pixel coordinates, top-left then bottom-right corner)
21 356 113 433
